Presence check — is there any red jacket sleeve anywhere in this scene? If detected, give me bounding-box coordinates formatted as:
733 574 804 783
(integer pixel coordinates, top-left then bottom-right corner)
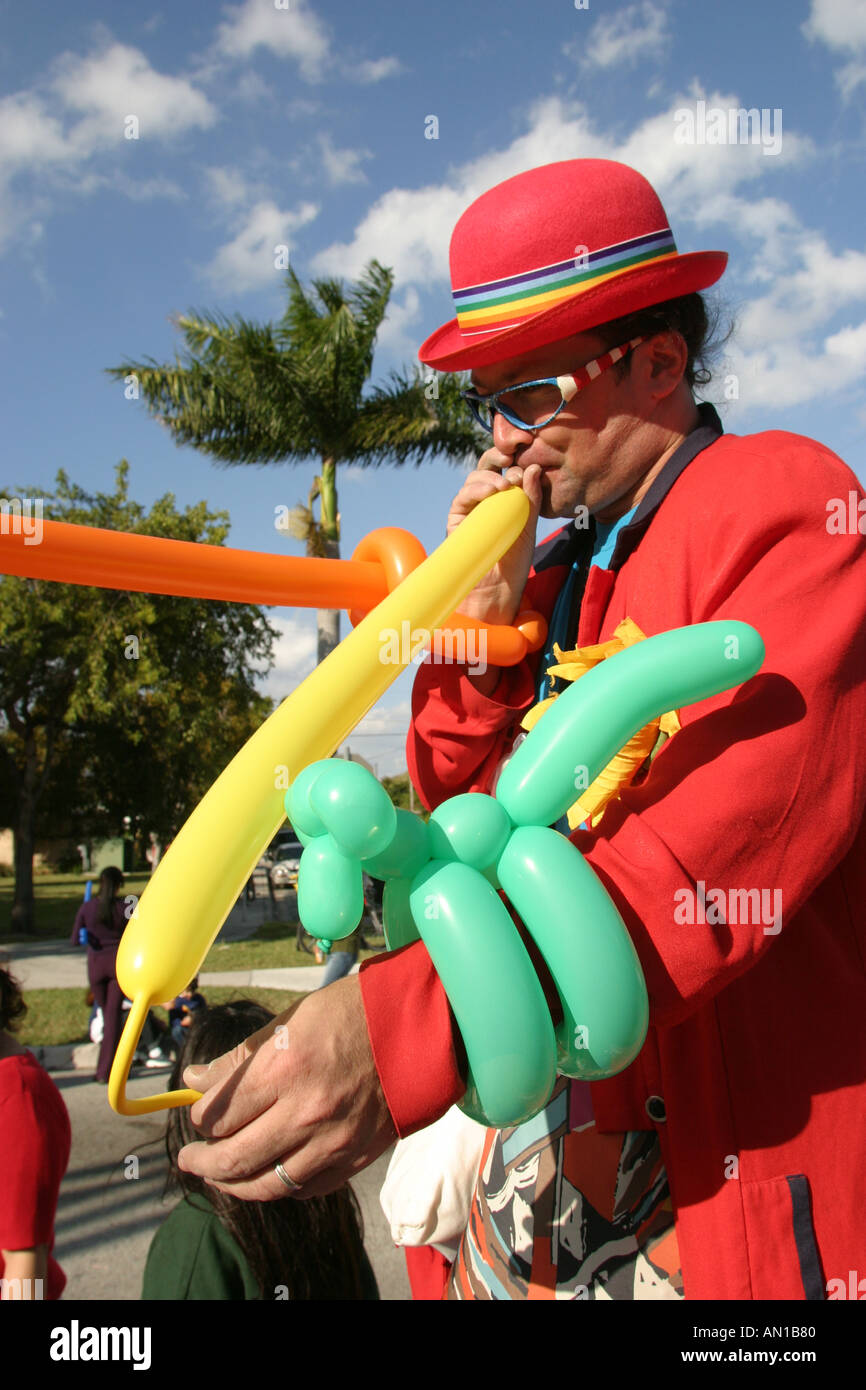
359 943 466 1137
407 659 536 810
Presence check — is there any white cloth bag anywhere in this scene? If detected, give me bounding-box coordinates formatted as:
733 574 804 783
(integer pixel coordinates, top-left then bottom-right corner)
379 1105 487 1258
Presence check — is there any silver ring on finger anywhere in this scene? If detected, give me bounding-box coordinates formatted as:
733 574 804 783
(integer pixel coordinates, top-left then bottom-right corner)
274 1161 301 1191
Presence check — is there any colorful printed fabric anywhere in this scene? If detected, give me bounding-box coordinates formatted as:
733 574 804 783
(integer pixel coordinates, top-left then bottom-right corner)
447 1077 683 1300
452 230 677 335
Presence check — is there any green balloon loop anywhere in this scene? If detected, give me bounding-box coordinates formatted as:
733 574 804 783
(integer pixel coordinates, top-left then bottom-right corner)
497 621 764 827
296 834 363 941
498 827 648 1078
309 760 397 859
409 860 557 1128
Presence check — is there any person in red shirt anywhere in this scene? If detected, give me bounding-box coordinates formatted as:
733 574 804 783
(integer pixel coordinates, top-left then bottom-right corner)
175 160 866 1301
0 964 71 1300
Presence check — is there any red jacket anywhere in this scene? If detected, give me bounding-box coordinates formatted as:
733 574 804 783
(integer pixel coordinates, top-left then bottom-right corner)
360 420 866 1300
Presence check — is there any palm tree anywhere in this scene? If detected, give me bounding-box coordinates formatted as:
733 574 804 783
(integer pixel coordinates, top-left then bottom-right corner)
106 261 483 663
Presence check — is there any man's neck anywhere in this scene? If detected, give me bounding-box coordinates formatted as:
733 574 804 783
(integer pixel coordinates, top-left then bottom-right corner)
594 401 701 524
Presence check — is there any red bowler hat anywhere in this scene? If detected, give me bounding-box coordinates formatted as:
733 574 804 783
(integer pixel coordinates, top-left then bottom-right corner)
418 159 727 372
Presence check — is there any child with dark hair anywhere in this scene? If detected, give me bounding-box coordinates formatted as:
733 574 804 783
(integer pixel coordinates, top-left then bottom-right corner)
142 1000 379 1301
0 963 71 1300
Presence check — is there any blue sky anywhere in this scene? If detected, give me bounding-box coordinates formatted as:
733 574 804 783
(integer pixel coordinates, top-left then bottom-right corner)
2 0 864 774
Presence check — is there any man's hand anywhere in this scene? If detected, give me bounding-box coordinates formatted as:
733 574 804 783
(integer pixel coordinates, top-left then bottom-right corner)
177 976 397 1201
448 448 542 626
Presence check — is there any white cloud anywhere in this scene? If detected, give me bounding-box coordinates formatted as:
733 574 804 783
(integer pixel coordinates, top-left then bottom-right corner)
111 172 186 202
311 180 464 287
204 165 253 209
352 56 403 84
50 42 216 146
204 199 319 291
282 96 322 120
214 0 332 82
726 319 866 410
339 465 377 484
375 285 423 359
0 92 68 172
348 700 412 739
318 133 372 187
720 236 866 411
211 1 401 91
232 69 275 105
803 0 866 48
736 235 866 344
803 0 866 95
0 40 215 256
570 1 670 70
253 626 412 774
254 613 317 699
337 698 413 777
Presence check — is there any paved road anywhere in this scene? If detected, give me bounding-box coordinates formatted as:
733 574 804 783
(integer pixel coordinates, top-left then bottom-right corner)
52 1066 410 1301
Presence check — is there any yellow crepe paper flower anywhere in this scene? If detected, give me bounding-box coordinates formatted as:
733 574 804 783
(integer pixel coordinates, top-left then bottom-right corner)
521 617 681 829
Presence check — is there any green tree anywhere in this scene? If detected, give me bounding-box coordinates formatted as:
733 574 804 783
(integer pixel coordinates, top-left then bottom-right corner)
0 464 276 935
105 260 483 664
381 771 429 820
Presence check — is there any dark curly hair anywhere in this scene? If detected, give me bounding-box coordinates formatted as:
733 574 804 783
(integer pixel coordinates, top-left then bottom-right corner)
593 292 733 392
0 964 27 1033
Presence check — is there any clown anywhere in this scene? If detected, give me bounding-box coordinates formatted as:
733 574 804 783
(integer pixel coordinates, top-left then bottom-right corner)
177 159 866 1304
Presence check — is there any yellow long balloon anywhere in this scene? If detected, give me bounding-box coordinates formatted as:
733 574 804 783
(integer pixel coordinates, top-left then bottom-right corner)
110 488 530 1114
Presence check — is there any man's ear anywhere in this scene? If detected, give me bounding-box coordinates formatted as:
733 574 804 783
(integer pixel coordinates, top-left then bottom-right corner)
642 331 689 401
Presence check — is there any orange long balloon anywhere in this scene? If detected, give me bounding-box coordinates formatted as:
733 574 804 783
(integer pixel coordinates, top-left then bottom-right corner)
0 517 546 665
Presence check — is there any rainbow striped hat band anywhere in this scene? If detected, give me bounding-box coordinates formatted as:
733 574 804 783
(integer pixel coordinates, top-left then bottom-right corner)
453 227 678 337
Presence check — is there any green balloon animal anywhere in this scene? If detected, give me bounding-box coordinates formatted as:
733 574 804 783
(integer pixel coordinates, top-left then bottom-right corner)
286 620 764 1128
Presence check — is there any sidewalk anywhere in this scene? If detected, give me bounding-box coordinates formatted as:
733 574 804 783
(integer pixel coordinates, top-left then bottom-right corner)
5 902 357 1072
7 940 354 992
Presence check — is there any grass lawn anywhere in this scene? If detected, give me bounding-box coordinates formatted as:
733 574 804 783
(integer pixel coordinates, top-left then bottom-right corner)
17 985 307 1048
0 872 151 940
202 919 386 972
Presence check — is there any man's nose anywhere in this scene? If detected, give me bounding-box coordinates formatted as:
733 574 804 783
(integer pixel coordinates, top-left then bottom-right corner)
492 408 534 456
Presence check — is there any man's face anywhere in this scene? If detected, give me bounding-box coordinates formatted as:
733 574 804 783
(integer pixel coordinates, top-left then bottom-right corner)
468 330 661 521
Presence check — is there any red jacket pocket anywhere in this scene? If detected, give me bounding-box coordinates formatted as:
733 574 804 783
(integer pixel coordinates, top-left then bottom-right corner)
740 1175 825 1300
